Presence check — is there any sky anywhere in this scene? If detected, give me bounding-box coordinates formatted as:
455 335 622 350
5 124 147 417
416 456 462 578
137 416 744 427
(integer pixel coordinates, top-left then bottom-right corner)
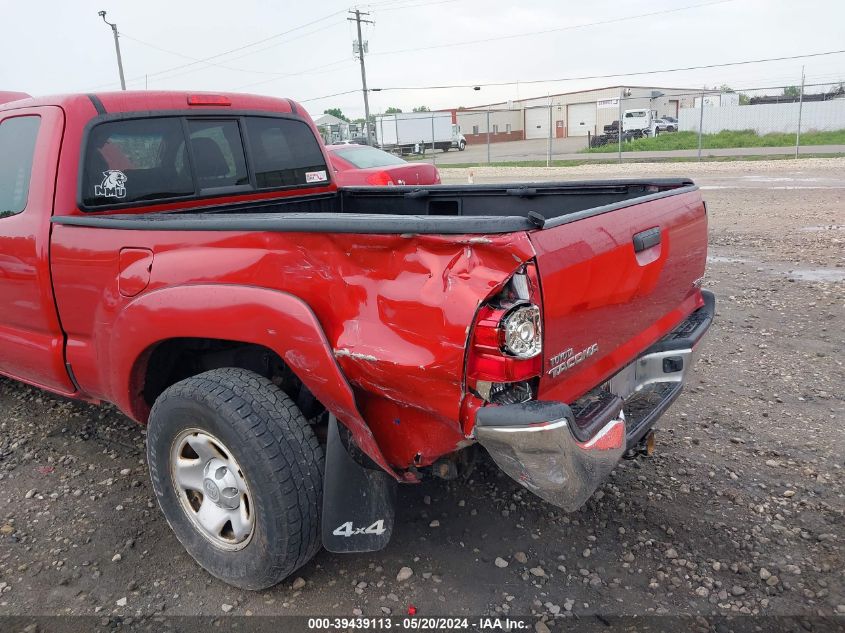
2 0 844 120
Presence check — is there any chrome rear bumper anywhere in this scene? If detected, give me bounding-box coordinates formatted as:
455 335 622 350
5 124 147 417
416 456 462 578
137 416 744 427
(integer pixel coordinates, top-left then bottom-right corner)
475 402 626 512
474 291 714 511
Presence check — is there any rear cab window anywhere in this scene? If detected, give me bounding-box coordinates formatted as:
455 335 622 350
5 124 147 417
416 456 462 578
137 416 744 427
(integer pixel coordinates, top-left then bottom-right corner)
81 115 329 210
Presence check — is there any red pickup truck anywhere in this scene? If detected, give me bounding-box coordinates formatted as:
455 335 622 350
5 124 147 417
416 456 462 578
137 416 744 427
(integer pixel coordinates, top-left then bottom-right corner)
0 90 713 590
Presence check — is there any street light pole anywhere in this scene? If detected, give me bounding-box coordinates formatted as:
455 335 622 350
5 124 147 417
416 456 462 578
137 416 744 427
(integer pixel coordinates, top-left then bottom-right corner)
98 11 126 91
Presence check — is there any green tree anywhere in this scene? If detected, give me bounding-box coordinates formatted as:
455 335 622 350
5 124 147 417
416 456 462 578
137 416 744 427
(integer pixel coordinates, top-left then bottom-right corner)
738 93 750 105
412 105 430 112
323 108 349 122
783 86 801 98
720 84 735 93
385 106 402 114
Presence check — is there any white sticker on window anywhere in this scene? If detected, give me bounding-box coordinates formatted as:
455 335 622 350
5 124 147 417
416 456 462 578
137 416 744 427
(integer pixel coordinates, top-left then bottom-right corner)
94 170 128 198
305 170 328 183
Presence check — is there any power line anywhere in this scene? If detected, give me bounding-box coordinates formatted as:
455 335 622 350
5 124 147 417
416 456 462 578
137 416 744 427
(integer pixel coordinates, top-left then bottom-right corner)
370 0 738 56
299 89 361 103
233 58 355 91
119 22 346 78
85 9 348 90
296 49 845 107
367 49 845 92
91 0 459 90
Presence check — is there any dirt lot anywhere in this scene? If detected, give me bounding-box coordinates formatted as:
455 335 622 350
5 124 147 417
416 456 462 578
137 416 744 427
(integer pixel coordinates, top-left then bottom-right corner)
0 159 843 630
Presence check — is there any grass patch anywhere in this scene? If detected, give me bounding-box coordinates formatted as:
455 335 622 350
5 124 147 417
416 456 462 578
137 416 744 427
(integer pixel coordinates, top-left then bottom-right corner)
583 129 845 153
433 153 845 169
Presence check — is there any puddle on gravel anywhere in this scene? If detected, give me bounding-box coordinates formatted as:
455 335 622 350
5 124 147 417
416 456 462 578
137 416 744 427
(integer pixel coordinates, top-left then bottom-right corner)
800 225 845 232
786 268 845 283
708 255 844 283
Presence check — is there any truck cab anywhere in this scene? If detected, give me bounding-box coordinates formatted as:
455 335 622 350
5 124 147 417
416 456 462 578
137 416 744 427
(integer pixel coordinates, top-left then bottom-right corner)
623 108 658 137
451 124 467 151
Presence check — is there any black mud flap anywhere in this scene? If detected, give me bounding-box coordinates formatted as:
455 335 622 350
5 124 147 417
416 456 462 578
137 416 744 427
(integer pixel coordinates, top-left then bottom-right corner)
321 416 397 553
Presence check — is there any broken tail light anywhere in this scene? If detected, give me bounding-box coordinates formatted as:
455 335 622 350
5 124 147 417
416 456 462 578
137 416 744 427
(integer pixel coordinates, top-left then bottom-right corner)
467 263 543 404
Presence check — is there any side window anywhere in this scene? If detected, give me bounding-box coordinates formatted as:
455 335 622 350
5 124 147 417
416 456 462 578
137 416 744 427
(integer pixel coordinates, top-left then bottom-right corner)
245 117 328 188
186 120 249 190
0 116 41 218
82 118 193 208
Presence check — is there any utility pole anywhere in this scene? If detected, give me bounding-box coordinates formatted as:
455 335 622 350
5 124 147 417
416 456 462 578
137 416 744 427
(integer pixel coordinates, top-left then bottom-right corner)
98 11 126 91
697 86 705 161
349 10 374 142
795 65 805 158
617 87 623 163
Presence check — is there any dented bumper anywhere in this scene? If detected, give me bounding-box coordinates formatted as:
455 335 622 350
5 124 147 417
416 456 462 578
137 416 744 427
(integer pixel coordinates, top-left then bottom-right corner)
475 400 626 511
475 291 714 511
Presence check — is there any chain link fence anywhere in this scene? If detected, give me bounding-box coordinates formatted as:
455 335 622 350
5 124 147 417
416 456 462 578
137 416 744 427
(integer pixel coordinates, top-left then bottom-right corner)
344 79 845 167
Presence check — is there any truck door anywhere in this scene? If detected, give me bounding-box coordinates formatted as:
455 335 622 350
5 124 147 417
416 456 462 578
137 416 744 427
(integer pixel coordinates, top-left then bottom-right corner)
0 106 75 394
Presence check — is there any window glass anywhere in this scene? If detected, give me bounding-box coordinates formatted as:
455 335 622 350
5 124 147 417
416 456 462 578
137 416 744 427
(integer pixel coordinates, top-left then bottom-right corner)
0 116 41 218
83 115 327 209
186 119 249 190
244 117 328 188
82 118 193 207
332 146 406 169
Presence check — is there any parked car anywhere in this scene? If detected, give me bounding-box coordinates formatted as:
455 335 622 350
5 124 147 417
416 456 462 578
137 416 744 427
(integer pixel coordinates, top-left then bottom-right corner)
326 143 441 186
0 90 713 591
332 136 372 146
655 118 677 132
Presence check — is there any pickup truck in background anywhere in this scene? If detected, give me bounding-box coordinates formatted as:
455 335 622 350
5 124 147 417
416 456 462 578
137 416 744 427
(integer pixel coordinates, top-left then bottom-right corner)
0 90 713 590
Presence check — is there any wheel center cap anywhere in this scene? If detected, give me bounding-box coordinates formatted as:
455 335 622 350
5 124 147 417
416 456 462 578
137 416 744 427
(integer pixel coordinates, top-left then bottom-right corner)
202 478 220 502
202 458 241 510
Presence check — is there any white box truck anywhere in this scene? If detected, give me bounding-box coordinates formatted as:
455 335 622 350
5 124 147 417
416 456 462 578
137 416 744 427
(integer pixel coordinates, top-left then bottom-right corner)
376 111 464 154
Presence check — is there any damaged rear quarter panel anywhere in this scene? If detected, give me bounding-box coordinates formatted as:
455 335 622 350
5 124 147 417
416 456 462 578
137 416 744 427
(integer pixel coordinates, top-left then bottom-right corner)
328 232 535 468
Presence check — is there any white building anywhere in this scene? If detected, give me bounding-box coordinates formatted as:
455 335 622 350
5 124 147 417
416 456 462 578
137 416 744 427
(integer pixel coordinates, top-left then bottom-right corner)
448 85 721 144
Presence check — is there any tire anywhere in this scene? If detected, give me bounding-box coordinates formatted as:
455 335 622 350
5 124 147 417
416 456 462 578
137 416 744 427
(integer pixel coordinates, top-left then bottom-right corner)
459 140 466 151
146 368 324 590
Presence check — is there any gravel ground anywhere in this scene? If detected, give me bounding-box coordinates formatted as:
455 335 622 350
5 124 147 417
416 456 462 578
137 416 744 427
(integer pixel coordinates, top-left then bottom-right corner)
0 159 842 630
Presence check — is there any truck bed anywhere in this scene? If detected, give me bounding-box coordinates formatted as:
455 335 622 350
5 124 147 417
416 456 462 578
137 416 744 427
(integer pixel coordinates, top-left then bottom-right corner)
53 179 696 234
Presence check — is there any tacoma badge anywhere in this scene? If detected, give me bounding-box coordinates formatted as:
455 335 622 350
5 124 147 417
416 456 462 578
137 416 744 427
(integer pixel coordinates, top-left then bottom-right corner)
548 343 599 377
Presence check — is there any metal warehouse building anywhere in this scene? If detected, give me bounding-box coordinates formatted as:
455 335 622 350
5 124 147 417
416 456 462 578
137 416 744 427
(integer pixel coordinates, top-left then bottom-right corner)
449 86 709 144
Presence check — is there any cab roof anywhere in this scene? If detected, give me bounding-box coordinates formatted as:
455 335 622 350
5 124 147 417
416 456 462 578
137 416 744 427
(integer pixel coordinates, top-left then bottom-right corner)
0 91 303 117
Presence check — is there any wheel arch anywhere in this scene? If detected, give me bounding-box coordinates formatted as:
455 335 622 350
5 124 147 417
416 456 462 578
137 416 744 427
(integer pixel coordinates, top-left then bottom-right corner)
111 283 397 478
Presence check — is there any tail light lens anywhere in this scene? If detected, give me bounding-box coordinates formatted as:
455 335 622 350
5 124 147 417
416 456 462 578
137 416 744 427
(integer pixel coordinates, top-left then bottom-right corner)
502 305 541 358
365 171 394 185
466 263 543 404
